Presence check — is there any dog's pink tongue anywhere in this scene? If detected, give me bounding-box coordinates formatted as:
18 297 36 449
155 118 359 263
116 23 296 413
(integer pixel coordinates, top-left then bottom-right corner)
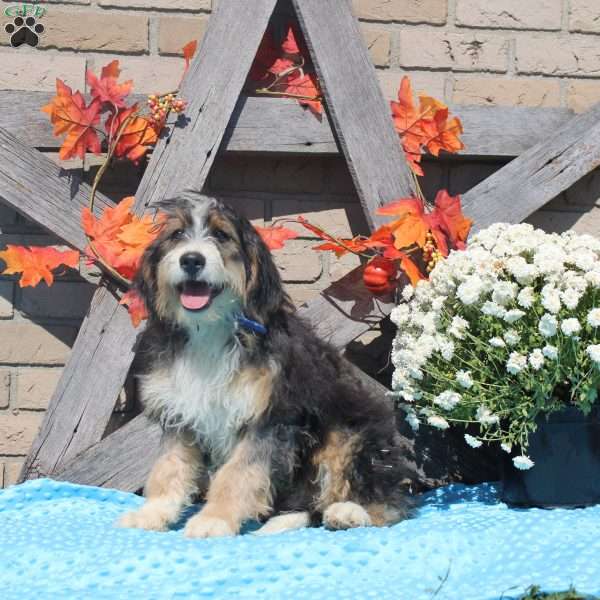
180 283 211 310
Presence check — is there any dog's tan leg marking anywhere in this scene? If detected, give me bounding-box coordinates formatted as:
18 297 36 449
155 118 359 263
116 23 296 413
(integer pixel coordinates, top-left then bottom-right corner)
323 502 372 530
365 503 405 527
184 439 272 539
312 430 361 512
254 512 310 536
118 434 203 531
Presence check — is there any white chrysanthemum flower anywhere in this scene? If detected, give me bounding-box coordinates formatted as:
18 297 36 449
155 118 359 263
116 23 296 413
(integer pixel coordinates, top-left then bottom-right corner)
587 308 600 328
401 285 414 301
489 337 506 348
481 301 506 318
504 330 520 346
439 338 455 361
506 255 536 284
427 415 450 430
573 249 596 272
391 304 410 326
586 270 600 288
587 344 600 364
457 276 484 306
464 434 482 448
434 390 462 411
504 309 526 324
405 411 420 431
431 296 446 311
538 313 558 338
517 287 535 309
507 351 527 374
456 370 473 389
561 318 581 337
513 455 535 470
528 348 545 371
492 281 518 306
542 345 558 360
449 316 469 339
561 288 582 311
501 443 512 453
541 284 561 314
417 334 438 361
534 243 567 275
476 406 499 426
562 270 588 293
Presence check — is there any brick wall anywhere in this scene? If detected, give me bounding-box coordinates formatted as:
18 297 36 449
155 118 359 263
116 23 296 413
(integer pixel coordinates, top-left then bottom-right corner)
1 0 600 486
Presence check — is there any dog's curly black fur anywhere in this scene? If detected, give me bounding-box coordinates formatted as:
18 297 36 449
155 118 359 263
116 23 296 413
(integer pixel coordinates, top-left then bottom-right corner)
120 192 412 537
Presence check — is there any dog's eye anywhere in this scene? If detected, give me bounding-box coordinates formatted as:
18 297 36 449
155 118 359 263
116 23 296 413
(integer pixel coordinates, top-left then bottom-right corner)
213 229 231 243
171 229 186 241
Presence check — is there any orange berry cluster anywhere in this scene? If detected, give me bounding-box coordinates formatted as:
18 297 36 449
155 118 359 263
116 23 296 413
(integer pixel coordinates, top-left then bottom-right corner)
423 231 443 272
147 93 187 127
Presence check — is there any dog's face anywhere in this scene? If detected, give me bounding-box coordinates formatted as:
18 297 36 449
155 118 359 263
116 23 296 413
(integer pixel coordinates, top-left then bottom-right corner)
136 193 285 329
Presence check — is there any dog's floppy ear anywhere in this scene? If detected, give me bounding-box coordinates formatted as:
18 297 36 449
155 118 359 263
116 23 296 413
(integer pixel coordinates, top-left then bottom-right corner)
133 236 160 315
237 216 287 322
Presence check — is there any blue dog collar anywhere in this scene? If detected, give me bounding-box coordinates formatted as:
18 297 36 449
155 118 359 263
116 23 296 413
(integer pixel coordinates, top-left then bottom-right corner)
236 314 268 336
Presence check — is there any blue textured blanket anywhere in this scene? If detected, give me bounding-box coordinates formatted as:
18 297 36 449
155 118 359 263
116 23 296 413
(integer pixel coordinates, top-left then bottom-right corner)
0 479 599 599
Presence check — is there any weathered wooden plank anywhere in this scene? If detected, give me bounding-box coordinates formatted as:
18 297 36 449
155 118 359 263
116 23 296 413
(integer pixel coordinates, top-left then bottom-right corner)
292 0 413 229
134 0 278 212
226 98 574 159
54 360 498 493
0 127 113 251
22 286 139 478
20 0 279 482
0 89 575 159
464 101 600 229
55 415 163 493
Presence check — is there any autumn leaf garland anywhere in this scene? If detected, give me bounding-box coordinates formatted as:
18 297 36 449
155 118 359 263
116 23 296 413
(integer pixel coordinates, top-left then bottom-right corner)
1 35 471 327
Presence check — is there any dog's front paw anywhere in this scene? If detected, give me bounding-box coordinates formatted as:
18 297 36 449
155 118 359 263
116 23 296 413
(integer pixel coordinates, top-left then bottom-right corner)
184 514 237 539
323 502 372 530
116 506 170 532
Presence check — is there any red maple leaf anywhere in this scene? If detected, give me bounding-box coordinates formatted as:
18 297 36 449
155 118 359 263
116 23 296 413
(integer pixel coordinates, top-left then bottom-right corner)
254 224 299 250
431 190 472 251
282 71 322 115
183 40 198 74
120 289 148 327
105 105 158 163
86 60 133 109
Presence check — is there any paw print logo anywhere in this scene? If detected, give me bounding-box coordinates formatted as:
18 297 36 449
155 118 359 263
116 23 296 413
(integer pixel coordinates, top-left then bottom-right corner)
5 16 44 47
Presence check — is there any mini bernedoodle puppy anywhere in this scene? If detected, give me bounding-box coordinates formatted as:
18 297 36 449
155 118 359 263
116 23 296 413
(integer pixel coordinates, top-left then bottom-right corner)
118 192 412 538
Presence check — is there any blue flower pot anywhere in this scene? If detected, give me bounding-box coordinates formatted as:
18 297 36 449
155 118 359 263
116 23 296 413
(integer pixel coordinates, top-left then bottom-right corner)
501 406 600 508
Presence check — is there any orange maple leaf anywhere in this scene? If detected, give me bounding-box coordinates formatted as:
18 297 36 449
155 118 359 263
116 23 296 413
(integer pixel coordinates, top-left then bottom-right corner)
399 253 426 286
377 197 429 249
105 105 158 163
42 79 102 160
0 245 79 288
313 237 368 258
255 225 299 250
120 289 148 328
86 60 133 109
82 197 164 280
391 77 464 175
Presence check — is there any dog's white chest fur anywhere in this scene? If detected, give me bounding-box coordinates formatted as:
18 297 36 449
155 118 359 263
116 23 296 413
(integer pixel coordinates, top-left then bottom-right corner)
140 339 266 464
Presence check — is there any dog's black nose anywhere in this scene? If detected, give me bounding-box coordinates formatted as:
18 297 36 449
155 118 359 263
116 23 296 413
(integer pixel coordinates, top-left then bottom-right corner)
179 252 206 275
